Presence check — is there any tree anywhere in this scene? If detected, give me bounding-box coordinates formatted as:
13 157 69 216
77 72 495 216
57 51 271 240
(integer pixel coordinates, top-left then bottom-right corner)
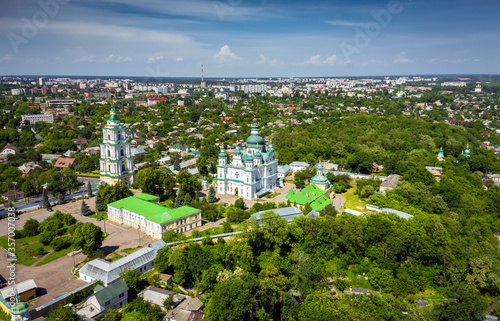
163 296 174 310
73 222 103 256
81 200 92 216
23 218 40 237
120 268 142 293
95 188 105 211
223 220 233 233
235 198 245 209
101 309 122 321
154 247 172 273
21 179 36 201
173 158 181 171
44 304 79 321
197 156 209 176
134 167 165 196
87 181 93 197
58 192 65 205
303 202 313 215
99 182 133 207
42 190 51 209
174 193 184 208
208 185 217 203
433 284 487 321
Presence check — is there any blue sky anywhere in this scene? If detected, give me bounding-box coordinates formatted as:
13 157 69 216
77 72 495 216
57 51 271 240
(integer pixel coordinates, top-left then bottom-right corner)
0 0 498 77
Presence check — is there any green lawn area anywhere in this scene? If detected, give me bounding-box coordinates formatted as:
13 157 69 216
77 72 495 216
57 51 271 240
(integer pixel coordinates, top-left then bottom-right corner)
107 252 124 262
0 236 36 266
189 227 224 239
86 211 108 219
121 246 143 254
264 192 281 199
36 247 73 266
24 243 51 256
16 235 40 244
341 185 368 213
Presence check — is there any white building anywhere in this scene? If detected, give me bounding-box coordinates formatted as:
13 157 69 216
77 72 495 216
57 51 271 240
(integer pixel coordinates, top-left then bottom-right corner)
0 145 17 156
99 108 136 187
288 161 309 173
216 121 278 200
21 113 54 124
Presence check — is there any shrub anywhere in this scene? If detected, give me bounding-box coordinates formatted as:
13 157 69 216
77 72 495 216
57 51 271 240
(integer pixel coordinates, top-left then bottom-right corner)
23 218 40 237
39 230 57 245
51 236 72 251
32 244 46 256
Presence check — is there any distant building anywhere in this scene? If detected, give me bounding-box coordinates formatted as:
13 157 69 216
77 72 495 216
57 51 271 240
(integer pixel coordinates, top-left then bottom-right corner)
288 161 309 173
277 165 290 178
437 147 444 161
474 84 482 92
425 166 443 182
53 157 78 169
251 206 319 223
147 97 168 106
379 174 401 194
0 279 36 302
0 145 17 156
461 144 471 157
169 143 190 153
21 113 54 124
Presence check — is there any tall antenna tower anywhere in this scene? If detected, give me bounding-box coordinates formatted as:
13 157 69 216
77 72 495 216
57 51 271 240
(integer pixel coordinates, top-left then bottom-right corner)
201 64 206 89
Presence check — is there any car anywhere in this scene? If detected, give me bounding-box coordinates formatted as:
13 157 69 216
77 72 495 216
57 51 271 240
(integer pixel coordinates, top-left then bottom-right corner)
47 208 54 212
15 216 20 220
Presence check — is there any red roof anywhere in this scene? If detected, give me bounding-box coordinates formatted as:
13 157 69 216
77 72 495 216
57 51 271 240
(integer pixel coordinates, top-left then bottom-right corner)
148 98 169 101
3 144 17 150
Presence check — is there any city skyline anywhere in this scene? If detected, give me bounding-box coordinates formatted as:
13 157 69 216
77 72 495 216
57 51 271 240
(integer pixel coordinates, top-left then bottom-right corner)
1 0 499 77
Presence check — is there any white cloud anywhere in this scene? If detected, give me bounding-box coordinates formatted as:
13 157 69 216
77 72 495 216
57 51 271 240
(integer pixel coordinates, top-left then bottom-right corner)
326 19 365 27
147 55 164 63
324 54 337 65
75 56 96 63
116 56 132 63
393 51 411 64
257 54 266 64
213 45 239 63
269 59 282 66
473 58 480 62
176 56 184 61
303 54 322 65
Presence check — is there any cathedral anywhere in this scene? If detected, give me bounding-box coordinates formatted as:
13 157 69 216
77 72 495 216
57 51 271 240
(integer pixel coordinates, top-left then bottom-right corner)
99 108 136 187
216 121 278 200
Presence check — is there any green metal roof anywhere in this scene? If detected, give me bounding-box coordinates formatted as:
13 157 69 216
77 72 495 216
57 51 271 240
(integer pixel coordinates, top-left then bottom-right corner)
310 194 333 212
107 195 200 224
286 183 324 204
94 279 128 306
134 193 159 201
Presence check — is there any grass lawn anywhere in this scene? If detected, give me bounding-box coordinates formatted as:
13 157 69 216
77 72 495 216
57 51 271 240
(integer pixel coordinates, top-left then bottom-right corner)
121 246 143 254
264 192 281 199
16 235 40 244
86 212 108 220
341 185 368 213
0 236 36 266
24 243 51 256
36 247 73 266
107 252 124 262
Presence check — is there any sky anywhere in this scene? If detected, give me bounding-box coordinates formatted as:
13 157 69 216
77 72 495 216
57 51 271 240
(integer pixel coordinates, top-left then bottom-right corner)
0 0 499 77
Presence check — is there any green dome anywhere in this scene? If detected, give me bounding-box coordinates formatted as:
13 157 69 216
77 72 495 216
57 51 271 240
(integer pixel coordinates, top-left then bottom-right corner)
254 151 262 158
311 175 329 185
246 135 265 145
219 151 227 158
108 108 119 122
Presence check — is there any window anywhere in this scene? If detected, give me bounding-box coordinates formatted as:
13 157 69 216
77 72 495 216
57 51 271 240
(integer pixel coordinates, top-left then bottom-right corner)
107 134 110 140
120 147 124 157
105 300 110 307
107 150 111 157
122 164 126 172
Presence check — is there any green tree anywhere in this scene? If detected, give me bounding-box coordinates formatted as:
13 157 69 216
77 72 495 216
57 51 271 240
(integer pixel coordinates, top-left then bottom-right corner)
154 247 172 273
73 222 103 256
303 202 312 214
433 284 487 321
174 193 184 208
42 190 51 209
44 304 79 321
57 192 65 205
95 188 105 211
101 309 121 321
208 185 217 203
235 198 245 209
87 181 93 196
81 200 92 216
23 218 40 237
99 182 133 207
120 268 142 293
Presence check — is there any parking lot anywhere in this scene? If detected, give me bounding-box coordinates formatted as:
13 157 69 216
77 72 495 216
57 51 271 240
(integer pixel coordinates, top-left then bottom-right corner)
0 194 155 309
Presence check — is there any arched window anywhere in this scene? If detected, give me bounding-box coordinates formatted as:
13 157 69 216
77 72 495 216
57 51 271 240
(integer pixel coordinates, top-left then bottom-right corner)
118 133 122 141
122 164 126 172
107 134 110 140
120 147 124 157
107 150 110 157
108 165 111 172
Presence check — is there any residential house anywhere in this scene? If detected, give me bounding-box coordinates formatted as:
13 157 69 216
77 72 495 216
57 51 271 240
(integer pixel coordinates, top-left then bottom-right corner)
77 280 128 320
486 174 500 186
169 143 190 153
2 189 24 201
18 161 40 175
379 174 401 194
131 138 146 145
130 146 146 157
425 166 443 182
251 206 319 224
72 138 88 146
0 145 17 156
53 157 78 169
